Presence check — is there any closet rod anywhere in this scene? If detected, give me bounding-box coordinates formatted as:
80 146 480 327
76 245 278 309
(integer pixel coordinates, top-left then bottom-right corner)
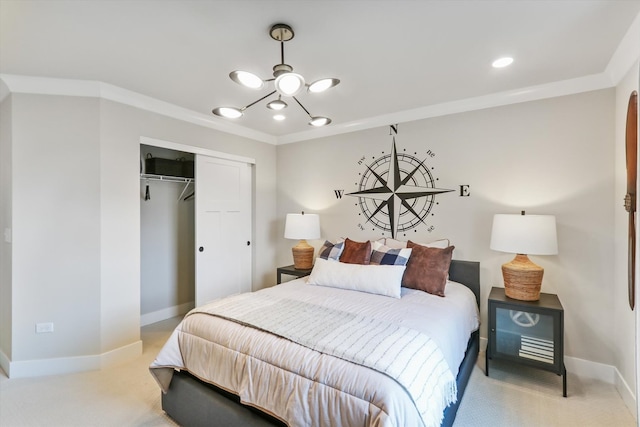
140 173 195 184
140 174 194 201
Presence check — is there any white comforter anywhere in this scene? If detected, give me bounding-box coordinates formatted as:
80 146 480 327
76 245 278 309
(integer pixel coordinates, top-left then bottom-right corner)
150 278 479 427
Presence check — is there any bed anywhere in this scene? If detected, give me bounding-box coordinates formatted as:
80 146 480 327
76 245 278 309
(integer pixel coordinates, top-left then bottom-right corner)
150 257 480 427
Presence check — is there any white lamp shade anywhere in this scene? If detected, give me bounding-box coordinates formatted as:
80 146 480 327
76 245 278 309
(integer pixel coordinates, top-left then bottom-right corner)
490 214 558 255
284 213 320 240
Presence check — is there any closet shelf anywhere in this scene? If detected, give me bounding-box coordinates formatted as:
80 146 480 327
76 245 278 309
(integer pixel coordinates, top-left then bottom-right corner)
140 173 195 183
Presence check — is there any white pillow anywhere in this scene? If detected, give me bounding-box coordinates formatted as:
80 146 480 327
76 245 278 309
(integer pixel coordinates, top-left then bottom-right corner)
308 257 405 298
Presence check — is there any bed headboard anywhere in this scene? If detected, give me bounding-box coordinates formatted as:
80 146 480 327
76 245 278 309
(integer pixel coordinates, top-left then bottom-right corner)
448 260 480 308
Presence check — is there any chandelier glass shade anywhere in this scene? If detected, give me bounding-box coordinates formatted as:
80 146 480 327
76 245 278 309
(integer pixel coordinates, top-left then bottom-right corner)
309 117 331 126
274 72 305 97
308 78 340 93
266 96 287 110
229 71 264 90
212 106 243 119
212 23 339 127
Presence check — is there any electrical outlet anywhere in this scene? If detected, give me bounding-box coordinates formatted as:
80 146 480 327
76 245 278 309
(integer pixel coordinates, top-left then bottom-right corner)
36 322 54 334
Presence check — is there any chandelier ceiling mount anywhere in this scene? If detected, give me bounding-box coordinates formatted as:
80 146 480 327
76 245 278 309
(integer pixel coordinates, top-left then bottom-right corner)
212 23 340 127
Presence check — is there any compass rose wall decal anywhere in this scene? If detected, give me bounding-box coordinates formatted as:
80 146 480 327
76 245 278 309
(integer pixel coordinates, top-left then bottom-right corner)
335 124 470 238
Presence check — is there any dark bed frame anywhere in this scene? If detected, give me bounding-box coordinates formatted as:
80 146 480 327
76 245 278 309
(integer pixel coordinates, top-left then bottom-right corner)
161 260 481 427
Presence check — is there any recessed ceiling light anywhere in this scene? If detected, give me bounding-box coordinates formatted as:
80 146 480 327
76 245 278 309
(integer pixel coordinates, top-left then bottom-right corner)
492 57 514 68
273 114 286 121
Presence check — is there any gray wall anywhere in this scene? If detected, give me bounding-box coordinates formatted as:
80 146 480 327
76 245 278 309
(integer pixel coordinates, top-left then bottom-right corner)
277 89 617 368
0 94 12 359
1 93 277 366
12 95 102 360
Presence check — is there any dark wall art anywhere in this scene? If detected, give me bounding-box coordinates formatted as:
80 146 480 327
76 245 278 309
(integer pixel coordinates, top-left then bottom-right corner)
334 124 470 239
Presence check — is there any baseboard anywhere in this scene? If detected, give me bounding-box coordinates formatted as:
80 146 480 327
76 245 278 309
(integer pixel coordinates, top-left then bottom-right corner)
0 349 10 377
480 336 488 352
140 301 194 326
614 366 638 420
480 337 635 392
564 355 615 383
100 340 143 369
3 340 142 378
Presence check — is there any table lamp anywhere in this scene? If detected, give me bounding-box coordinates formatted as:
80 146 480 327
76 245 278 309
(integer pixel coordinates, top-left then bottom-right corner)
284 212 320 270
490 211 558 301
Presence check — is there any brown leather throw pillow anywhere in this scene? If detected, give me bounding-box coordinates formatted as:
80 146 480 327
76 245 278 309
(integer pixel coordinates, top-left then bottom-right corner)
402 242 454 296
339 238 372 265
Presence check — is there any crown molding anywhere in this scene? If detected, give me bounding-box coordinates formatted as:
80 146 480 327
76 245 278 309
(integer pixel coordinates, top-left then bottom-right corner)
280 11 639 145
0 66 627 147
0 74 277 145
277 73 614 145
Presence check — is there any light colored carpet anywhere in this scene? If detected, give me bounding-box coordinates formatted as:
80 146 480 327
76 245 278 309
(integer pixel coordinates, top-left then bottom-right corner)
0 317 635 426
0 317 180 427
456 358 636 426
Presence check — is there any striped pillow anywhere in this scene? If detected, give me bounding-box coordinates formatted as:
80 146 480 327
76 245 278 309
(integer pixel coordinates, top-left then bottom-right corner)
369 241 412 266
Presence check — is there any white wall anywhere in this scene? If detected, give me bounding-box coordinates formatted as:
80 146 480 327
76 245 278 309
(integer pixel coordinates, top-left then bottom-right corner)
0 93 277 376
614 60 639 415
277 89 616 367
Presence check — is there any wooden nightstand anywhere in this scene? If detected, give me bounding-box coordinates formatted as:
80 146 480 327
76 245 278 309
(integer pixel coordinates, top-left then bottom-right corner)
486 286 567 397
277 264 312 284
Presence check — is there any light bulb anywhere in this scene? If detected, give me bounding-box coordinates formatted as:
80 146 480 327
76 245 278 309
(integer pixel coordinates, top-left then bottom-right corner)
309 116 331 127
267 99 287 110
229 71 264 89
212 107 243 119
308 78 340 93
275 73 305 97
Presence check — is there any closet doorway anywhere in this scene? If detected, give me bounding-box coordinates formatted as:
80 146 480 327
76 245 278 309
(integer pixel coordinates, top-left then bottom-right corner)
140 137 254 325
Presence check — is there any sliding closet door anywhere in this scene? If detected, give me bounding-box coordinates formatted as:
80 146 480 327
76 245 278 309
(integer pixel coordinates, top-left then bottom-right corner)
195 154 252 306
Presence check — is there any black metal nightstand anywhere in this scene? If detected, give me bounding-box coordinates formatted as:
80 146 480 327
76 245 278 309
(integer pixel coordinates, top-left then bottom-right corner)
486 286 567 397
277 264 312 284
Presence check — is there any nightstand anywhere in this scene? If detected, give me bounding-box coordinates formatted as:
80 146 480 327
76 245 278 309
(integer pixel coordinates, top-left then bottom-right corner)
486 286 567 397
277 264 312 284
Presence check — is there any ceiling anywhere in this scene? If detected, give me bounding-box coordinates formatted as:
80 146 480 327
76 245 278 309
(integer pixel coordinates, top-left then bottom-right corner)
1 0 639 142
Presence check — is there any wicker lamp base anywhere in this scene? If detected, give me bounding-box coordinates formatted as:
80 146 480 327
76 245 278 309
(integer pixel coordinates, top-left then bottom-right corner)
502 254 544 301
291 239 314 270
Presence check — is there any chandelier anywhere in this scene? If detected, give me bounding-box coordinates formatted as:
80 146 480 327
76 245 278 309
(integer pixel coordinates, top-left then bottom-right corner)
212 23 340 127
